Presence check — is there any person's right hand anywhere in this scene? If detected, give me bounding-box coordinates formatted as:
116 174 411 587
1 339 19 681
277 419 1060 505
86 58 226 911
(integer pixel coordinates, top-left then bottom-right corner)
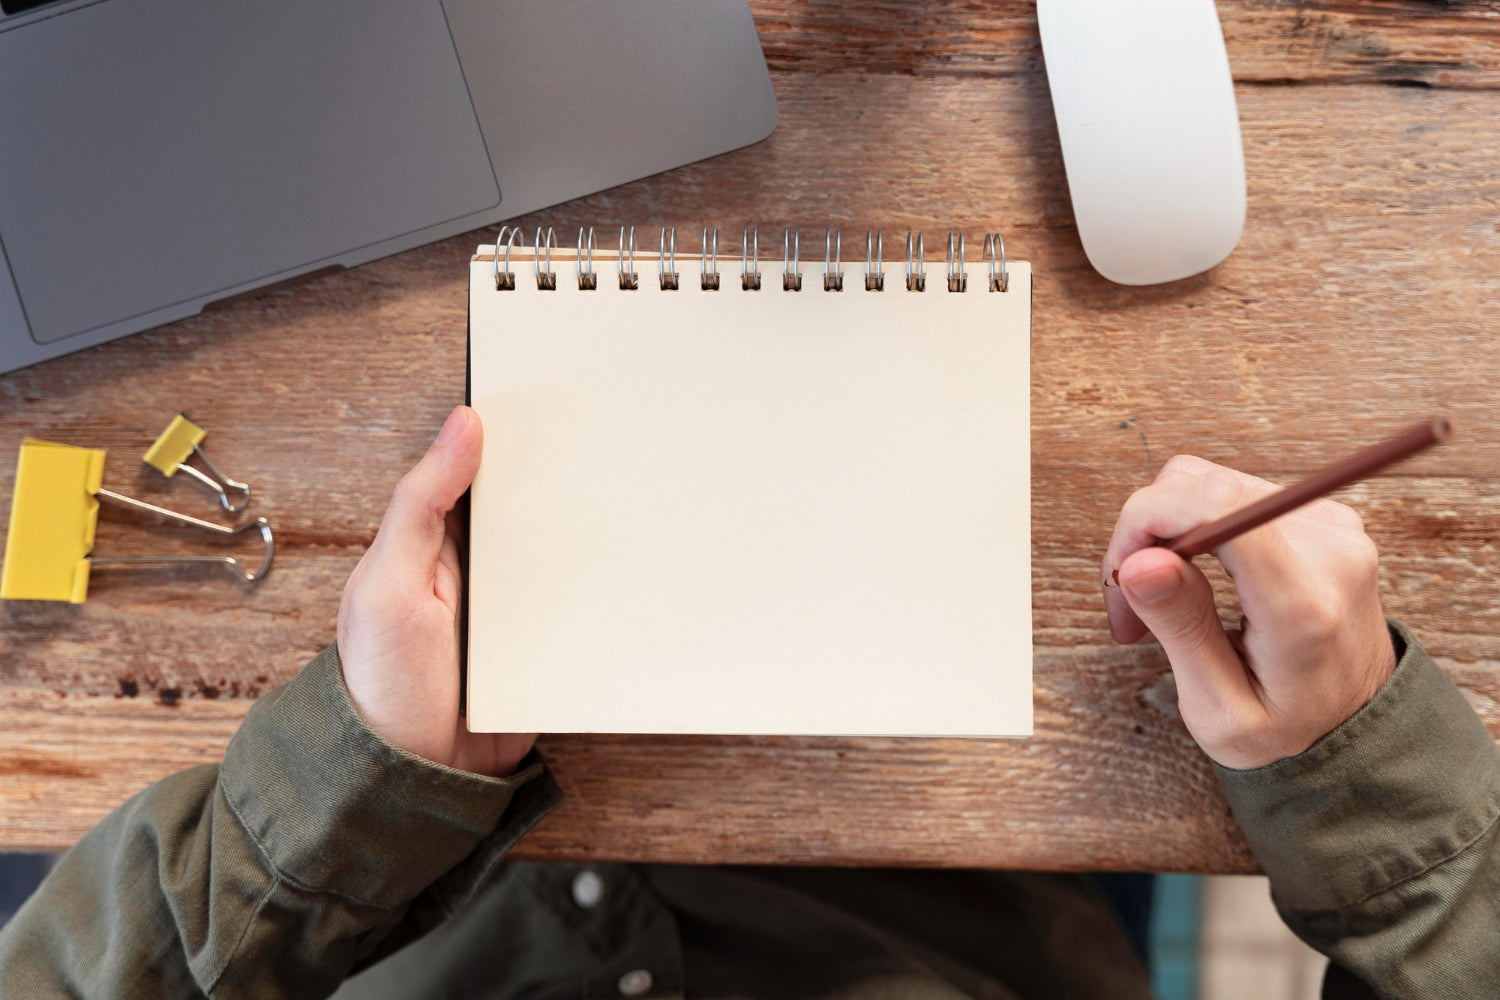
1101 455 1397 770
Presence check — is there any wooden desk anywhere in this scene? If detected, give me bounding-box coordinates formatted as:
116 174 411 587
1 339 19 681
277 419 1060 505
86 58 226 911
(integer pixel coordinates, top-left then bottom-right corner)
2 2 1497 871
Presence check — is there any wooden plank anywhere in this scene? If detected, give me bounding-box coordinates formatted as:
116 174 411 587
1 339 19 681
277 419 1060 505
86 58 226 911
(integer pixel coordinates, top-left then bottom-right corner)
0 688 246 852
750 0 1500 90
2 71 1498 866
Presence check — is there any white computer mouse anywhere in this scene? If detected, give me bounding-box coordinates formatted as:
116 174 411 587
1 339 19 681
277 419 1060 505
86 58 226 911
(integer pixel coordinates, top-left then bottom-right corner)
1038 0 1246 286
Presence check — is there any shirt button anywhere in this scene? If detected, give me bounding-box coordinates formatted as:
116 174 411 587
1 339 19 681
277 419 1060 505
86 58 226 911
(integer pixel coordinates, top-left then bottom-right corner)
617 969 653 996
571 870 604 909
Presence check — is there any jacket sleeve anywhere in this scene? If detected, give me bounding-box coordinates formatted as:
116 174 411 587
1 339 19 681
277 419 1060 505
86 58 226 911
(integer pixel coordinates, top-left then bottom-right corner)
0 645 562 999
1216 621 1500 1000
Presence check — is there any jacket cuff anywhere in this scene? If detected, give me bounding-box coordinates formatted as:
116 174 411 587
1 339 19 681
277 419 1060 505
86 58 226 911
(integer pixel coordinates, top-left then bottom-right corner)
219 644 562 909
1216 621 1500 911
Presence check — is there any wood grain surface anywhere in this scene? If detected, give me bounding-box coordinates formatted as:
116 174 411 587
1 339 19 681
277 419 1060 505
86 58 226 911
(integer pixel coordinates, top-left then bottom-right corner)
2 1 1498 871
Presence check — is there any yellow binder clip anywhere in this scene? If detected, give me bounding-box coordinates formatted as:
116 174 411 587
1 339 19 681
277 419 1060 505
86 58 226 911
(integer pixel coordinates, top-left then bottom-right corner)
143 413 251 514
1 439 273 604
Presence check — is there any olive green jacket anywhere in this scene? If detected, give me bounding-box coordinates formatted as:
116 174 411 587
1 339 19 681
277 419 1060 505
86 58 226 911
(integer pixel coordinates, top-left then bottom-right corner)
0 622 1494 998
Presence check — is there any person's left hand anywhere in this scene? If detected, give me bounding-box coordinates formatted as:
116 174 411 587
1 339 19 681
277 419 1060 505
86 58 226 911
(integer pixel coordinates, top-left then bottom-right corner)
337 405 535 778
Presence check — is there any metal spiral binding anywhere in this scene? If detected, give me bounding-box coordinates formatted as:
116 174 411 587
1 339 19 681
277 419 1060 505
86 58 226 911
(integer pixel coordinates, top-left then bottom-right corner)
534 227 558 290
701 228 720 290
742 228 761 290
984 233 1009 292
493 225 520 290
824 229 843 291
577 227 598 290
946 234 967 293
905 232 926 292
865 231 884 291
783 228 802 291
659 227 679 290
491 224 1007 295
618 226 639 290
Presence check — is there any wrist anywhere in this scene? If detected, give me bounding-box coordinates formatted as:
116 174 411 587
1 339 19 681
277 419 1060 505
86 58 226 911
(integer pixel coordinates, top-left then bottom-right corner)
1215 622 1500 911
223 645 547 907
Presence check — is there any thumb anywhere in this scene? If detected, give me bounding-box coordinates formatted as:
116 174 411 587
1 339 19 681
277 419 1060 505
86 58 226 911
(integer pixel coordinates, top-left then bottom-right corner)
1117 548 1255 716
369 406 483 575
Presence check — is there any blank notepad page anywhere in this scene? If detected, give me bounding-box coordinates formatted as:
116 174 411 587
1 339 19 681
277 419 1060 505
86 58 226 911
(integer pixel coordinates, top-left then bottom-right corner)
467 238 1032 736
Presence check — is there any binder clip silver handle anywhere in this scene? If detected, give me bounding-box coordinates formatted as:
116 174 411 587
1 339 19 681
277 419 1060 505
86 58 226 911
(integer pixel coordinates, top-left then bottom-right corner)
92 489 274 583
176 447 251 514
143 414 252 514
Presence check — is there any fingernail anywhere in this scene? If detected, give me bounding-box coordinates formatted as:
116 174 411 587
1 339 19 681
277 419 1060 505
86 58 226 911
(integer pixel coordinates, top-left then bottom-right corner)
435 407 467 446
1122 564 1180 604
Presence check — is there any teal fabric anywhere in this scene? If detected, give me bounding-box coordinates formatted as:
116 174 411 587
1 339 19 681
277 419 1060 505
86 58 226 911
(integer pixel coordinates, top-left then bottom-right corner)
1148 874 1202 1000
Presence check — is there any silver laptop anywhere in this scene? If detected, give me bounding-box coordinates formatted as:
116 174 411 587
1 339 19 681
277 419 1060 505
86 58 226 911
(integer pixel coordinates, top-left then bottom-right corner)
0 0 778 375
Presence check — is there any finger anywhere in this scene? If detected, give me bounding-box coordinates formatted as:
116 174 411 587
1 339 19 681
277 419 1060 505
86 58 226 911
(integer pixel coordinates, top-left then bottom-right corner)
368 406 484 579
444 504 468 551
1103 456 1232 644
436 505 467 610
1103 552 1148 643
1151 452 1213 486
1105 458 1280 576
435 531 463 611
1227 621 1247 659
1103 457 1274 644
1105 458 1358 651
1301 497 1364 531
438 517 463 578
1117 547 1258 718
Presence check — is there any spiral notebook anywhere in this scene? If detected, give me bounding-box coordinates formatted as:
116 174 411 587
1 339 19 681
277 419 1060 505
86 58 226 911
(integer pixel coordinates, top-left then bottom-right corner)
466 227 1032 736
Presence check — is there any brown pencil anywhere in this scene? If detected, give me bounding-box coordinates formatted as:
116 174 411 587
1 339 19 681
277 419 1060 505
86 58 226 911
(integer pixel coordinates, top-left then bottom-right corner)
1110 415 1452 584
